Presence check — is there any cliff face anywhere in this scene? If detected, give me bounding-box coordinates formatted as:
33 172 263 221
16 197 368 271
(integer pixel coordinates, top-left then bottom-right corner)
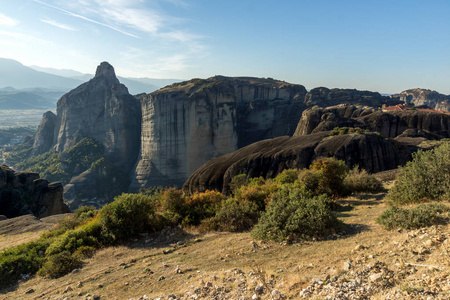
303 87 395 108
33 62 141 173
31 110 57 156
130 76 307 190
0 165 69 218
393 88 450 112
295 104 450 139
183 132 407 194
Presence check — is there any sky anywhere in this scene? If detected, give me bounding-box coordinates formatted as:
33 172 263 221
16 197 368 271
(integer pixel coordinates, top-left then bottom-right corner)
0 0 449 94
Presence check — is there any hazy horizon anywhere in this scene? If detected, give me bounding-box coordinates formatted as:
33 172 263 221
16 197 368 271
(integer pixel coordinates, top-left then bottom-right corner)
0 1 449 94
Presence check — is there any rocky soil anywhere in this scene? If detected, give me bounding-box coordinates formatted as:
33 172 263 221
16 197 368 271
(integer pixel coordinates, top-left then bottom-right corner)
1 184 449 300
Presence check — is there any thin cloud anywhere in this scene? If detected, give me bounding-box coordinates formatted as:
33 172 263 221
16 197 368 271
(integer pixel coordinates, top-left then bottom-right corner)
41 19 77 31
33 0 141 38
32 0 209 75
0 13 18 27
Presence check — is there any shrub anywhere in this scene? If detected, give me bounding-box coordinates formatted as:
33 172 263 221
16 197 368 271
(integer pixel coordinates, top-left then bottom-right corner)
377 203 449 230
344 168 385 194
56 205 97 231
0 239 49 288
329 127 368 136
274 169 298 184
38 251 83 278
45 219 101 256
298 157 349 198
213 198 260 232
388 142 450 204
229 174 249 193
99 193 156 242
251 185 342 241
234 184 274 210
185 190 223 225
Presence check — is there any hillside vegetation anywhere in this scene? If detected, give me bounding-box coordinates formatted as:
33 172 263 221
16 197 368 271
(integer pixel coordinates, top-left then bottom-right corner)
11 138 104 184
1 143 450 298
0 157 386 288
5 138 130 208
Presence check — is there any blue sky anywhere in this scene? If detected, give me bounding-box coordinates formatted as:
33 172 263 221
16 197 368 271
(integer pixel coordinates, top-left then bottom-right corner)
0 0 449 94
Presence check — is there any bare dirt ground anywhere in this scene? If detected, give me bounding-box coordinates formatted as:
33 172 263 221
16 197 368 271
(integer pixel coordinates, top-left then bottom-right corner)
0 214 70 252
1 188 449 299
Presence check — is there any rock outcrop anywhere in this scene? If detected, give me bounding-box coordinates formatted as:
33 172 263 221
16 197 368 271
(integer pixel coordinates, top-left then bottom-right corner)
130 76 307 190
54 62 141 172
303 87 397 108
183 132 408 194
31 110 56 156
0 165 69 218
30 67 422 192
32 62 141 173
393 88 450 112
295 104 450 139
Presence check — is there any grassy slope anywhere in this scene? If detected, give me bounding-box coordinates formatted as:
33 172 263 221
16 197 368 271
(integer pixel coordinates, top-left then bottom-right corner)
1 184 449 299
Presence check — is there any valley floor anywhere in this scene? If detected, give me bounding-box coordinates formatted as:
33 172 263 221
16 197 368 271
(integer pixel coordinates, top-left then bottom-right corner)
1 186 449 300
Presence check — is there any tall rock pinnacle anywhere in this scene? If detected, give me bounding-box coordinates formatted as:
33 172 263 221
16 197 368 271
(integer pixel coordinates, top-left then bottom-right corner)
94 61 120 85
44 62 141 172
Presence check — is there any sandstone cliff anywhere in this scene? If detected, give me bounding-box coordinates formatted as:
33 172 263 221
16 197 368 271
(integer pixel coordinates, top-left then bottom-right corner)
0 165 69 218
295 104 450 139
32 62 142 173
130 76 307 190
393 88 450 112
183 132 407 194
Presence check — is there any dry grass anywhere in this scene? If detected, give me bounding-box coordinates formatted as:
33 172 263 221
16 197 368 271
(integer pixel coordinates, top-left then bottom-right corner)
1 187 448 299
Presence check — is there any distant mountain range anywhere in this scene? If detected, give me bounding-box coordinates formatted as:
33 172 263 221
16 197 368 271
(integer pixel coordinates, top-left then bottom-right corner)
0 58 180 110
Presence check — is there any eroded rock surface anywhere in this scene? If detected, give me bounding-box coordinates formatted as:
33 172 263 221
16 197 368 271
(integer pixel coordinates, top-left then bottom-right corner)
295 104 450 139
131 76 307 190
31 110 56 156
183 132 407 194
0 165 69 218
393 88 450 112
33 62 141 173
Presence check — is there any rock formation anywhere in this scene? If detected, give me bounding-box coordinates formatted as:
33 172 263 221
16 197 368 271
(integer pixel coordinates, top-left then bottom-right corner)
295 104 450 139
184 104 450 194
30 67 407 191
183 132 407 194
130 76 307 190
32 62 141 173
31 110 56 156
303 87 397 108
54 62 141 172
392 88 450 112
0 165 69 218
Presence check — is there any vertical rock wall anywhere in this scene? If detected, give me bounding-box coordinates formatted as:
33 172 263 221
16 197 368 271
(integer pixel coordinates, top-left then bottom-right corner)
51 62 141 173
130 77 307 190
